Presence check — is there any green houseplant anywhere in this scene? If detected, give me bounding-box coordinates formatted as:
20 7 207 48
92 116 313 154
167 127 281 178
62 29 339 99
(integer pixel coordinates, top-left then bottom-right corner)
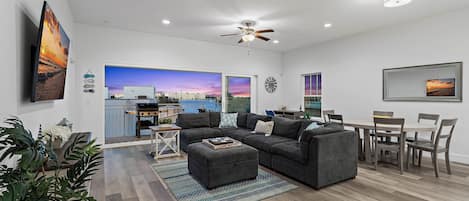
0 117 102 201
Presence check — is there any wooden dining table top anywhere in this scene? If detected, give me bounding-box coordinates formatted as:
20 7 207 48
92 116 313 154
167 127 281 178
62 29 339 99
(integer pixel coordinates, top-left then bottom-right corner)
343 120 437 132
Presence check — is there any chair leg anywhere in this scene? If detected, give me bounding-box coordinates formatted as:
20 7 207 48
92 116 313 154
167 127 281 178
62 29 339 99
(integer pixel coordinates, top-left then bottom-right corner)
445 151 452 175
411 147 416 166
418 150 423 167
432 152 439 177
374 147 379 170
406 145 411 169
399 150 404 175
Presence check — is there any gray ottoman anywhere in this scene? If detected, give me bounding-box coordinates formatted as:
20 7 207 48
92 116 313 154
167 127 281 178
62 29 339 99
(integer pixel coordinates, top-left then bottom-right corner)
187 143 258 189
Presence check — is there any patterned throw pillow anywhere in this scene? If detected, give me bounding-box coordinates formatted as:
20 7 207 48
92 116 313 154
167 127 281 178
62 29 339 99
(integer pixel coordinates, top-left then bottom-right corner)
254 120 274 136
219 113 238 128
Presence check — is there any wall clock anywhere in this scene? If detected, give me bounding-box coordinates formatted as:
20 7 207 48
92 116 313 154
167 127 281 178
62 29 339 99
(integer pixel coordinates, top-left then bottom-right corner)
264 76 277 93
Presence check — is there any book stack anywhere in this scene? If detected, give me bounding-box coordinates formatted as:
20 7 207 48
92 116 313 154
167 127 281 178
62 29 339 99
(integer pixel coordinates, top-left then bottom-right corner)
202 137 242 150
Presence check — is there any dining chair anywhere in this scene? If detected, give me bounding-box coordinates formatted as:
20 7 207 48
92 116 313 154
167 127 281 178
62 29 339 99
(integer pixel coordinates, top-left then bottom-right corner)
406 113 440 165
328 114 343 125
373 117 406 174
323 110 335 122
373 111 394 118
406 119 457 177
372 111 394 143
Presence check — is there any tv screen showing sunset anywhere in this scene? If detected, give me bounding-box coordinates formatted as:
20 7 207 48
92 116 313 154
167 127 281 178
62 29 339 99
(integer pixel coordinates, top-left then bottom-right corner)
33 3 70 101
426 78 456 96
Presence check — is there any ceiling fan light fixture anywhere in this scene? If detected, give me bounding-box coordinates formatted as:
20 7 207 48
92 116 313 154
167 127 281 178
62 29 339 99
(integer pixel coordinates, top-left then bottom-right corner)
384 0 412 8
242 34 256 42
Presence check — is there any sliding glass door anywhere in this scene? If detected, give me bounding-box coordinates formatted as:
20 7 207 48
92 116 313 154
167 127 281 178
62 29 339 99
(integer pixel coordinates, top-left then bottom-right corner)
225 76 251 113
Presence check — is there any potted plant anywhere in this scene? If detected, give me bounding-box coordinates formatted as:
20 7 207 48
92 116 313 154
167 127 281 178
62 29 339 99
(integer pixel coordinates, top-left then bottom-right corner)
0 117 102 201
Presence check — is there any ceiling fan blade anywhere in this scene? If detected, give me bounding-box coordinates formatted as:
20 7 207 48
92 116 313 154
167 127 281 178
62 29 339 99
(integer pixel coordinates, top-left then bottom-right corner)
220 33 241 37
238 27 245 30
256 29 274 33
238 39 245 43
256 35 271 41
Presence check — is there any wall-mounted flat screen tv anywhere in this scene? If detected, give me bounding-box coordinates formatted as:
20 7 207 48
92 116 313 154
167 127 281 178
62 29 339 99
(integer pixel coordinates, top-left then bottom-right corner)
31 1 70 102
426 78 456 97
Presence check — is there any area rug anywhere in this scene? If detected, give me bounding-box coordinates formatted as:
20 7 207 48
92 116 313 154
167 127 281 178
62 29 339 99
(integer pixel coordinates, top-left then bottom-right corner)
151 160 298 201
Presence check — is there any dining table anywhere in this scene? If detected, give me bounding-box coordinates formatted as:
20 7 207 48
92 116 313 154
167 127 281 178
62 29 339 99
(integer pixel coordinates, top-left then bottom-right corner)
343 120 437 163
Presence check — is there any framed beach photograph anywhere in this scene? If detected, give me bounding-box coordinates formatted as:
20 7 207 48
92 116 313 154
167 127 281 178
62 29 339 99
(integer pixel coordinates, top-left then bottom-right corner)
426 78 456 97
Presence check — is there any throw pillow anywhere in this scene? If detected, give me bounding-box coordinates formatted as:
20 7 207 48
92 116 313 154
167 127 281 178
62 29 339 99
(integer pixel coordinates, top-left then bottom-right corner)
219 113 238 128
254 120 274 136
299 122 321 142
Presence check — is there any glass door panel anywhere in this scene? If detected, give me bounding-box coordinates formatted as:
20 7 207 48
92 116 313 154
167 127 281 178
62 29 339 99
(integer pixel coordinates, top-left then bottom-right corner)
226 76 251 113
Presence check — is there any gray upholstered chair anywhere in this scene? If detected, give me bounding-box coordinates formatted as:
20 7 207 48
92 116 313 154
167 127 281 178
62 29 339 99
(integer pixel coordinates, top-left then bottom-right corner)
373 117 406 174
406 113 440 165
406 119 457 177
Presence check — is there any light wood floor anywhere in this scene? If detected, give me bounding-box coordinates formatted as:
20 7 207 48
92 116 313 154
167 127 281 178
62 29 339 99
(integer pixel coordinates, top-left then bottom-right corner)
90 145 469 201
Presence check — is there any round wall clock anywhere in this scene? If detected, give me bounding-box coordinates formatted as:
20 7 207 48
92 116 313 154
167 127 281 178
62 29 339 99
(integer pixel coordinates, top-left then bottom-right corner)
264 76 277 93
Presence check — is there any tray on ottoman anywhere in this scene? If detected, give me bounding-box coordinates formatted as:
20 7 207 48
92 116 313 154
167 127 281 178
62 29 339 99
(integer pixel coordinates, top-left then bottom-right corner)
187 142 259 189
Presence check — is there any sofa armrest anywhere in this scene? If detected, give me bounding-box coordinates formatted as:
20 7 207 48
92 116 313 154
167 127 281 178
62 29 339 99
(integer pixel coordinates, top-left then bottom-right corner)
307 130 357 189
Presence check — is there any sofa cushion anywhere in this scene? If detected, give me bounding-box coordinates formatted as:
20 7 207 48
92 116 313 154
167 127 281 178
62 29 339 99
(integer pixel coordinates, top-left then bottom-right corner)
221 128 253 141
176 113 210 129
243 134 294 152
272 117 302 139
209 112 220 128
237 112 249 128
246 114 271 130
272 141 307 164
180 128 223 144
299 123 345 143
297 120 315 142
299 123 345 157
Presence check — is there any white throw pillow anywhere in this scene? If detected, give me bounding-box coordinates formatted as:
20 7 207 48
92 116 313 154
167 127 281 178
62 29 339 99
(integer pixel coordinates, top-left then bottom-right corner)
254 120 274 136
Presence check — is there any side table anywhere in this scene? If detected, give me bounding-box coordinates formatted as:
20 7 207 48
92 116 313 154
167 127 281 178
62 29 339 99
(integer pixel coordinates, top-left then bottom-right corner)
149 125 181 160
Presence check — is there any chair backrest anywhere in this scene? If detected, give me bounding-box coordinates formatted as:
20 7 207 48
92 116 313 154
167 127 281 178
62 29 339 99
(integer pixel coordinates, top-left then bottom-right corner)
373 111 394 118
328 114 343 125
265 110 275 117
434 119 458 149
418 113 440 125
373 117 405 138
323 110 335 122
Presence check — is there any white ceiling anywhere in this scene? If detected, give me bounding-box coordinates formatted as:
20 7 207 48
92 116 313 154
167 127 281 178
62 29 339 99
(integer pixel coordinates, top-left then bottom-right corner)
68 0 469 52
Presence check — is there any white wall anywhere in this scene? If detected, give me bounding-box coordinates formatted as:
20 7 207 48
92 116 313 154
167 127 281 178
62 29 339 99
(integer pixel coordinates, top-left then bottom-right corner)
0 0 76 135
73 24 284 144
283 8 469 163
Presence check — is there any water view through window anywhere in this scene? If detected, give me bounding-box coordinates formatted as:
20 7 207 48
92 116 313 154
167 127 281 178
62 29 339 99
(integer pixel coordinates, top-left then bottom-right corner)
105 66 223 113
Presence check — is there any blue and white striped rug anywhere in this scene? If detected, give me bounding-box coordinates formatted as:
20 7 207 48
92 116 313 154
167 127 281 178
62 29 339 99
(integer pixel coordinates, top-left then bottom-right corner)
151 160 298 201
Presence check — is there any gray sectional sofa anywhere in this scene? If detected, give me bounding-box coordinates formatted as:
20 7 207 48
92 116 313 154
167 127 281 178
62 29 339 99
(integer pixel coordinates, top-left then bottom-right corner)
176 112 357 189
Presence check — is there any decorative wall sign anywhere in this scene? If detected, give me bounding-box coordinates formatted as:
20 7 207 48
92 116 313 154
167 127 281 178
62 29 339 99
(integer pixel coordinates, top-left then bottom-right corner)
83 71 95 93
264 76 277 93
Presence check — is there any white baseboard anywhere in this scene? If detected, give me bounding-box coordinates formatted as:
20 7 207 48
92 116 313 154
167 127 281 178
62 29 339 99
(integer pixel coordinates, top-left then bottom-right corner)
450 153 469 165
103 140 152 149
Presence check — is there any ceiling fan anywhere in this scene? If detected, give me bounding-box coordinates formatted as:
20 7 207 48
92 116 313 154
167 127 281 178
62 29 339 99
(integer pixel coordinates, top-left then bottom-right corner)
220 20 274 43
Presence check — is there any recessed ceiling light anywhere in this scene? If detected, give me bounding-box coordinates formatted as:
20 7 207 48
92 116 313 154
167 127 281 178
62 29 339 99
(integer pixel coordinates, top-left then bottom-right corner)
162 19 171 25
384 0 412 8
324 23 332 28
273 40 280 44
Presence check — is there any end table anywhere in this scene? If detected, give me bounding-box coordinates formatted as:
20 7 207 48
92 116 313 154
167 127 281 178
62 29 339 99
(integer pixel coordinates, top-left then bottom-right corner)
149 124 181 160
